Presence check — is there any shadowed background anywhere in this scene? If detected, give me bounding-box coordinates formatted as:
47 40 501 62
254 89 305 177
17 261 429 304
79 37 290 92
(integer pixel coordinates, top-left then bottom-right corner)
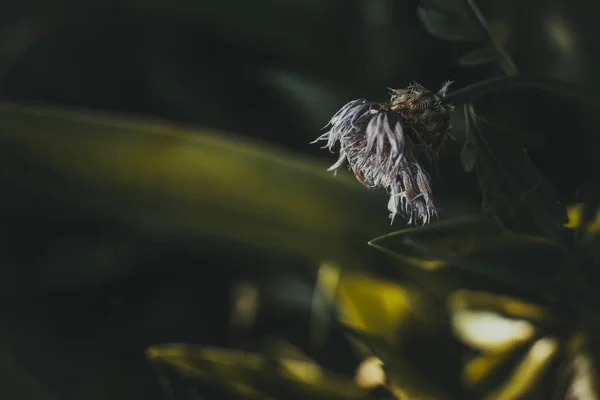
0 0 597 399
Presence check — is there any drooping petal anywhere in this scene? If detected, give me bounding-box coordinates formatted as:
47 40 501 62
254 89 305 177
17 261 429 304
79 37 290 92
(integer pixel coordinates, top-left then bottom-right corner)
364 115 380 155
383 114 398 158
327 150 347 172
375 116 386 166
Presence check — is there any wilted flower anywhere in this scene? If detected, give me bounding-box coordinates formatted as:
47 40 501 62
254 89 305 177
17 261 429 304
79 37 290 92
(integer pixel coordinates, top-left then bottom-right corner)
312 81 454 225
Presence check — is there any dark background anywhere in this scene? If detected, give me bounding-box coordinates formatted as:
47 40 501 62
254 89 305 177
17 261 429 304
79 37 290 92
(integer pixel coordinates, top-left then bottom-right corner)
0 0 597 399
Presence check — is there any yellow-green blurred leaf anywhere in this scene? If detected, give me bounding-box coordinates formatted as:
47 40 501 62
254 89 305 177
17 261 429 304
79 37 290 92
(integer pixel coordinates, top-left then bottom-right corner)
147 343 367 400
463 352 513 387
309 261 342 351
566 203 600 241
336 272 467 400
354 357 386 390
336 272 413 345
0 101 391 263
447 290 554 354
484 336 559 400
450 309 536 354
448 290 552 322
461 337 560 400
342 330 462 400
562 352 599 400
446 290 570 398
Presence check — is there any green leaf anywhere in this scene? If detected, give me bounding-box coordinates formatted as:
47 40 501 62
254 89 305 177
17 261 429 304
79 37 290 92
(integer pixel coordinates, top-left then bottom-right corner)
461 104 569 247
342 330 463 400
337 275 467 400
147 343 367 400
368 216 571 398
336 272 417 346
417 0 518 74
0 101 392 263
447 290 564 399
369 214 564 302
470 0 595 85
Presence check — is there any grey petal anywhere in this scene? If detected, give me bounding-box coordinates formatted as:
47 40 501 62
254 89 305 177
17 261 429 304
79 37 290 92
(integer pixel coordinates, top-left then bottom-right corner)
383 114 398 157
416 168 432 206
395 123 407 160
364 116 379 155
375 114 386 165
437 80 453 98
327 151 347 172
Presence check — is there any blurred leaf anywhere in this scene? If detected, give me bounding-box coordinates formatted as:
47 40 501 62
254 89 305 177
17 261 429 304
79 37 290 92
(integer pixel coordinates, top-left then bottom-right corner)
457 47 496 66
452 309 535 354
0 101 392 263
448 290 552 322
417 0 483 42
310 261 342 351
147 343 367 400
336 272 413 346
335 273 470 400
354 357 386 390
447 290 555 355
447 290 569 399
566 204 600 237
340 329 459 400
229 280 261 332
459 325 577 399
485 336 560 400
463 351 514 389
472 0 598 86
566 203 600 270
561 350 599 400
417 0 517 73
460 104 568 247
369 214 564 301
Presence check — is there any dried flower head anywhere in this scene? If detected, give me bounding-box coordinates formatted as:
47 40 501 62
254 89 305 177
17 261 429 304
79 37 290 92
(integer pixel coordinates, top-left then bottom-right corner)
312 81 454 225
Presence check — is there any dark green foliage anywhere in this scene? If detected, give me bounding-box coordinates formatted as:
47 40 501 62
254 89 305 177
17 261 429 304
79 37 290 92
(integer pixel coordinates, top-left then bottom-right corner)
460 105 568 245
417 0 512 71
